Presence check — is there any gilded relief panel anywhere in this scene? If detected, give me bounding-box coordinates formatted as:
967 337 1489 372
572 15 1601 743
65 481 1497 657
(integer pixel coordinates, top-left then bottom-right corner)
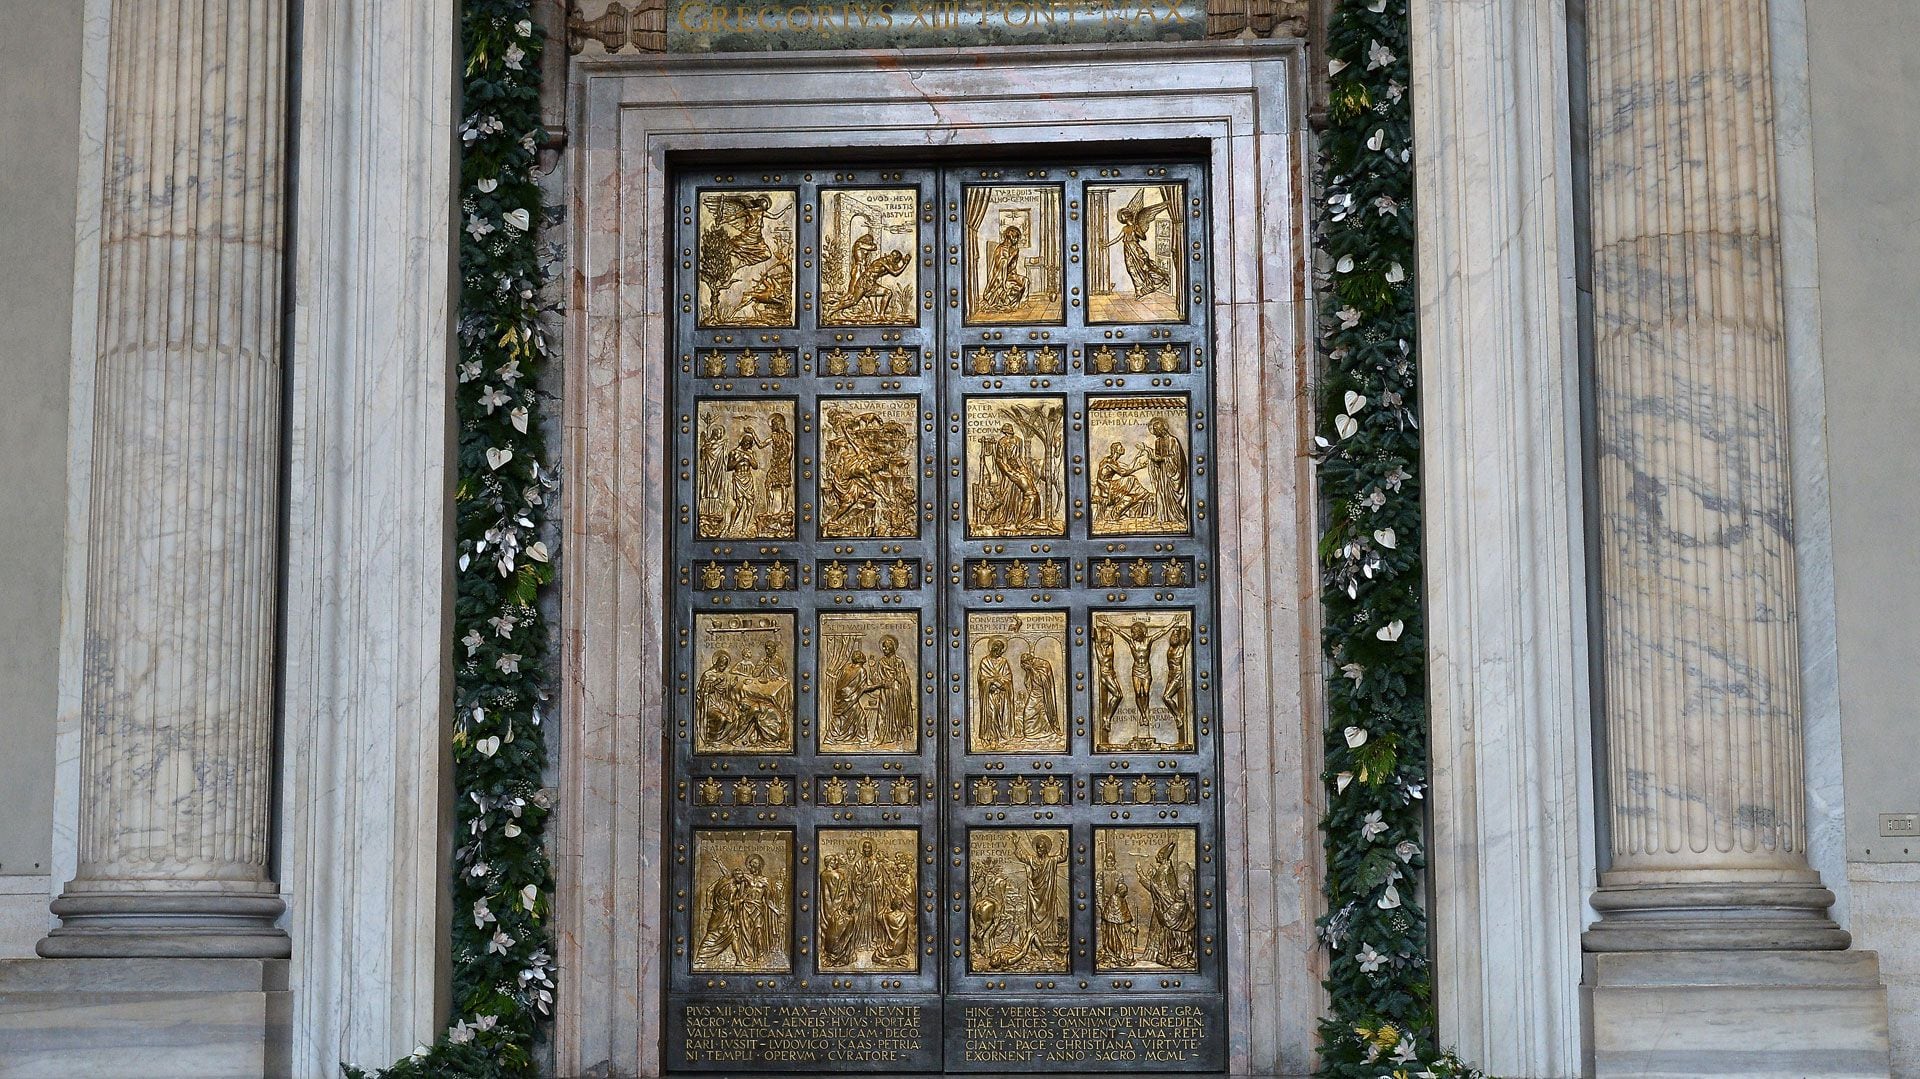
816 828 921 973
690 828 793 973
1087 394 1192 536
962 184 1064 325
817 610 919 754
694 398 795 540
818 397 920 539
966 828 1071 974
820 188 919 326
965 611 1068 755
692 612 796 755
1093 827 1199 973
964 396 1066 537
695 189 796 327
1091 608 1196 753
1086 182 1186 324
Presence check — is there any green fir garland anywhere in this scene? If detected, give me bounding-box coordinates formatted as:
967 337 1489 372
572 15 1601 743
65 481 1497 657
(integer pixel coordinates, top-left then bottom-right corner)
1313 1 1481 1076
345 2 558 1076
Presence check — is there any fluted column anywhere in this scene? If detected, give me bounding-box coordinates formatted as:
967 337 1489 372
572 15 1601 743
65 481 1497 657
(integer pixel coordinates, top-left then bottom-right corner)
1582 0 1843 952
40 0 290 958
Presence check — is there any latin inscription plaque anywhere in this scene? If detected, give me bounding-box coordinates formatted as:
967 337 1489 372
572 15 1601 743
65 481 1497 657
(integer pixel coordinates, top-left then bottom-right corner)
950 1001 1224 1071
670 999 942 1071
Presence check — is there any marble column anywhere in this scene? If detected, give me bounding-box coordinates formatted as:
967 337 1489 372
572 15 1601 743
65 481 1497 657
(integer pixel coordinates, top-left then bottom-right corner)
1582 0 1841 954
1581 0 1890 1070
38 0 290 959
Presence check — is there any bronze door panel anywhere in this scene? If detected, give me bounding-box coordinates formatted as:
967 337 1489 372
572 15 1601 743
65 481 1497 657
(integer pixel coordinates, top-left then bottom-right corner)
668 160 1221 1073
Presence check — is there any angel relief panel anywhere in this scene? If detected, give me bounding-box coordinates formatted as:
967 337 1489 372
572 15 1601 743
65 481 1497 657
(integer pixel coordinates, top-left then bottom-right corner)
669 161 1222 1074
1087 182 1186 324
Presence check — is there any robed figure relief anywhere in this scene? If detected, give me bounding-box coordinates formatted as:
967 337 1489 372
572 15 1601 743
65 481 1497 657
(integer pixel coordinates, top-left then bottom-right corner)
816 829 920 973
817 611 918 754
1087 395 1191 536
1092 609 1196 752
965 397 1066 537
694 399 795 540
691 830 792 973
1094 828 1199 973
963 185 1064 325
966 611 1067 755
967 829 1070 974
821 188 918 326
692 613 795 755
696 189 796 327
819 399 919 539
1087 182 1185 324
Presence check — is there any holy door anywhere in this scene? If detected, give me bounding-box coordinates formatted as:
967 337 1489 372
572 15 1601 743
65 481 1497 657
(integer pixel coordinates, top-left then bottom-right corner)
666 160 1224 1072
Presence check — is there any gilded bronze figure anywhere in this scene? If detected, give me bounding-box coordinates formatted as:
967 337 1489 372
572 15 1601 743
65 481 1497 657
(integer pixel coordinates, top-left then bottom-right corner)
1092 609 1195 752
691 830 793 973
821 188 919 326
819 398 919 539
966 612 1067 754
1094 828 1198 973
967 829 1071 974
818 611 918 754
696 189 797 328
1087 182 1185 324
965 397 1066 537
692 613 796 755
1087 395 1191 536
963 185 1064 325
695 400 795 540
817 829 920 973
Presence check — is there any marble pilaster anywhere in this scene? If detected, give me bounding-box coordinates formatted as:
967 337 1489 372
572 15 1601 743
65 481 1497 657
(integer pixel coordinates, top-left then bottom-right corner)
1409 0 1593 1073
282 0 458 1073
39 0 290 959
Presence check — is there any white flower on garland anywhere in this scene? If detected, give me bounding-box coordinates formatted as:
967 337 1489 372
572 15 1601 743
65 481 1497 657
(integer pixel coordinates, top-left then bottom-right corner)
462 628 484 656
1357 943 1386 972
1377 883 1403 909
503 207 531 233
465 214 495 240
1366 39 1395 69
1396 839 1420 862
479 385 510 412
1374 528 1397 548
1344 726 1369 748
1361 810 1388 841
1393 1035 1420 1065
1341 662 1365 684
448 1019 477 1045
489 929 514 955
496 653 522 674
1376 619 1404 641
504 43 526 70
473 897 495 928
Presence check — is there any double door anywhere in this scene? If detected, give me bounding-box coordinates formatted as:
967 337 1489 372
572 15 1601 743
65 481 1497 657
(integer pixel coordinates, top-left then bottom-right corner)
665 158 1223 1072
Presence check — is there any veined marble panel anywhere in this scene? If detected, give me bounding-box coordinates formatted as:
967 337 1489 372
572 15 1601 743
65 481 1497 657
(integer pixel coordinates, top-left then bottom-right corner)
560 42 1316 1077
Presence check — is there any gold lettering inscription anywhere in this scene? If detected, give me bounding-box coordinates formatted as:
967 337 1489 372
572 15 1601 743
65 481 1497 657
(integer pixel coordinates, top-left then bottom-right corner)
679 1003 927 1064
959 1003 1210 1064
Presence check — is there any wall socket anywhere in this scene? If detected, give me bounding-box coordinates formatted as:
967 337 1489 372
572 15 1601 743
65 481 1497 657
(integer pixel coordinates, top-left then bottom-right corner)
1882 813 1920 838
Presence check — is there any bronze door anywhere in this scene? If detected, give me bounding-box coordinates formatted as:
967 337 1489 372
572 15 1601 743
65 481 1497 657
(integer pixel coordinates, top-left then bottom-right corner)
666 160 1222 1073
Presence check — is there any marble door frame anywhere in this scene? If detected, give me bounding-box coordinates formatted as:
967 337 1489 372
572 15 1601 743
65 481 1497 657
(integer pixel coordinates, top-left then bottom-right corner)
557 42 1322 1076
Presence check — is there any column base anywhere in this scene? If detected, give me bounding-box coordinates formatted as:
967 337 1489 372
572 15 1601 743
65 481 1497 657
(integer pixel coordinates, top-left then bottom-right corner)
38 885 289 959
1582 950 1890 1077
0 957 288 1078
1583 869 1852 951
